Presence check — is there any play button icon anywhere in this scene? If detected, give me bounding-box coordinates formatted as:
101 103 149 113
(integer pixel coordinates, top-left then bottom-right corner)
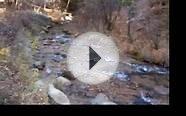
67 32 119 84
89 47 101 70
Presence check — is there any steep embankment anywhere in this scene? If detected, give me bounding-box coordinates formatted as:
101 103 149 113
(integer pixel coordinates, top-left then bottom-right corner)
63 0 169 67
0 11 53 104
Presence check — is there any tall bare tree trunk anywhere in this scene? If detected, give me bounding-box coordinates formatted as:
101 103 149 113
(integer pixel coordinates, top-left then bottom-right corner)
127 6 135 43
65 0 70 11
127 19 132 42
107 5 121 31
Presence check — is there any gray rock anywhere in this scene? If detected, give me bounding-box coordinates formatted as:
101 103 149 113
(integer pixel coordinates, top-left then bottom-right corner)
91 93 116 105
48 84 70 105
54 76 71 86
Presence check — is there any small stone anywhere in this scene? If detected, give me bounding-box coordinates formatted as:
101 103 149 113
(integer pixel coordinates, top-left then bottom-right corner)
32 61 45 70
40 31 45 34
55 76 71 86
56 72 63 77
140 91 153 103
138 91 160 104
91 93 116 105
48 84 70 105
46 67 52 74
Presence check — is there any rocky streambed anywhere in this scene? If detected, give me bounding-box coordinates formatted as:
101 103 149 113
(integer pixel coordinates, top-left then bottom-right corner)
31 26 169 105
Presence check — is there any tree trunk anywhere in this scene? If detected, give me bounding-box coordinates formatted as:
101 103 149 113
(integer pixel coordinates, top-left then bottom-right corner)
127 6 135 43
65 0 70 11
127 21 132 43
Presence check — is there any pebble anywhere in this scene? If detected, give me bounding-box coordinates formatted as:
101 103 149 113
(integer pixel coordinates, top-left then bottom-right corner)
91 93 116 105
32 61 45 70
46 67 52 74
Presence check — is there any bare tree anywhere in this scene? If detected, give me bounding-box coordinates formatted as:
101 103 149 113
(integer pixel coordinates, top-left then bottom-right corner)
78 0 122 33
119 0 135 42
65 0 70 11
127 5 135 42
